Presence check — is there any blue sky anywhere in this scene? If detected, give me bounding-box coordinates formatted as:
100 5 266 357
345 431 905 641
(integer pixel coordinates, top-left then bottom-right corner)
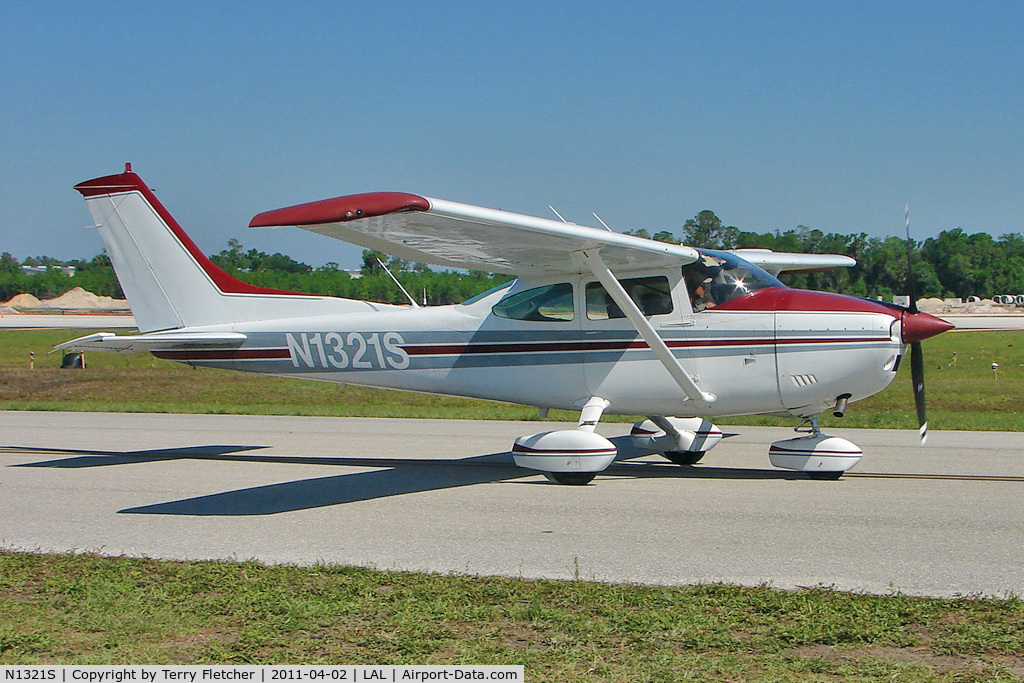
1 1 1021 268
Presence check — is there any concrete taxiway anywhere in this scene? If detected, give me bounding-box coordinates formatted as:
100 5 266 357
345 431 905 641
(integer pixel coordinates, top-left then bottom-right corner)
0 314 136 329
1 411 1022 598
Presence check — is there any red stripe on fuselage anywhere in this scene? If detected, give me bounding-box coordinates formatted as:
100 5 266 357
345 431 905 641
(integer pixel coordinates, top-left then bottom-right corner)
155 335 891 364
401 336 890 357
152 349 291 361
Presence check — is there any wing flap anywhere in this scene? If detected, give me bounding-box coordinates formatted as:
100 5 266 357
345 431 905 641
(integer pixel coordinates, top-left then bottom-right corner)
54 331 247 354
251 194 700 274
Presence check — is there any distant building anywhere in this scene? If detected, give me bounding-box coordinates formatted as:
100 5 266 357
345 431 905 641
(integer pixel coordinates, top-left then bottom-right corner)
21 265 76 276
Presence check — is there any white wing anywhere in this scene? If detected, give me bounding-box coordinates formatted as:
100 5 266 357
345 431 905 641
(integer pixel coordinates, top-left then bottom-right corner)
730 249 856 276
250 192 700 275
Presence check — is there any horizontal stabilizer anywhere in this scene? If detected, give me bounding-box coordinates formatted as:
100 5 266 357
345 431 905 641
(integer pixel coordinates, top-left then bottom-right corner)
54 331 247 354
730 249 856 276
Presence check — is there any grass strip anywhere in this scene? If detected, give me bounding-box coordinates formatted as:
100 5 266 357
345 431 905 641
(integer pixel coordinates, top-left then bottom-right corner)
1 551 1023 680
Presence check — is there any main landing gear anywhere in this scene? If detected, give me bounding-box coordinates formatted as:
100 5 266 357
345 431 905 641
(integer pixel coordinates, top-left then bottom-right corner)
512 403 730 485
512 403 863 484
543 472 598 486
664 451 705 466
630 416 724 467
512 397 617 486
769 416 863 479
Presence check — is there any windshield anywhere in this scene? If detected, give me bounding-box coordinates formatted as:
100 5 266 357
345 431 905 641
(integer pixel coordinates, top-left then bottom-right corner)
682 250 782 311
460 280 514 306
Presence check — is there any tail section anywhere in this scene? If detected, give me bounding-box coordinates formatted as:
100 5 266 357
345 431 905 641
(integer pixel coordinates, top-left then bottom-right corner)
75 165 377 332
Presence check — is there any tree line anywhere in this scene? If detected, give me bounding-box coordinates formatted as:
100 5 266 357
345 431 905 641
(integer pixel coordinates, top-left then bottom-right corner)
630 211 1024 300
3 212 1023 305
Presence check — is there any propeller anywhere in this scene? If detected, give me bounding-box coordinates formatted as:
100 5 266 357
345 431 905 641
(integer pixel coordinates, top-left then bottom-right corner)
900 205 956 444
904 205 927 443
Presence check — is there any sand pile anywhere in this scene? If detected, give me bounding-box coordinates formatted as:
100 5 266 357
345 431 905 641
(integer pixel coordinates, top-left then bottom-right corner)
5 293 42 308
41 287 128 309
4 287 129 311
916 297 1017 314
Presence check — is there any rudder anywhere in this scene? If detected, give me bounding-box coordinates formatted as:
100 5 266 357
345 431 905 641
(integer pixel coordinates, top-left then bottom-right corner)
75 165 374 332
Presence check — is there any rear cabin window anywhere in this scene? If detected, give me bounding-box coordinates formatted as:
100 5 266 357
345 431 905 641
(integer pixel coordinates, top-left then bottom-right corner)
585 276 673 320
492 283 575 321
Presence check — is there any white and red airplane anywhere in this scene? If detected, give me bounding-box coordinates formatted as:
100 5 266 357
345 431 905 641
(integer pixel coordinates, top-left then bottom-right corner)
58 165 953 484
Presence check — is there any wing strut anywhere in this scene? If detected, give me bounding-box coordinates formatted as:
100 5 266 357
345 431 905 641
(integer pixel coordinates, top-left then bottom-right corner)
576 249 716 406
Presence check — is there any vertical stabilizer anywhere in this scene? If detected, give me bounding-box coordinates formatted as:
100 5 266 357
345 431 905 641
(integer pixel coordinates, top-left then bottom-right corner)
74 166 376 332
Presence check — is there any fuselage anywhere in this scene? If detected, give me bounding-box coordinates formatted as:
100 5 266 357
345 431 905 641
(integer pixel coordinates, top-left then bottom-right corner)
153 268 910 420
66 167 959 482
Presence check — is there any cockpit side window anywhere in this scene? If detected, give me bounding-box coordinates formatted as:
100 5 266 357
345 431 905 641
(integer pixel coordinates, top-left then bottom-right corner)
683 251 783 311
492 282 575 321
585 276 673 320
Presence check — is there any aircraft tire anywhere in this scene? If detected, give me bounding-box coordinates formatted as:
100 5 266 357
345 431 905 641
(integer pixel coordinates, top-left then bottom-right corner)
543 472 597 486
806 471 844 481
663 450 705 466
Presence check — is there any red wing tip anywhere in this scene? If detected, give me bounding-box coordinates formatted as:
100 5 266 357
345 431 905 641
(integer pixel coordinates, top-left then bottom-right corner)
74 170 146 197
249 192 430 228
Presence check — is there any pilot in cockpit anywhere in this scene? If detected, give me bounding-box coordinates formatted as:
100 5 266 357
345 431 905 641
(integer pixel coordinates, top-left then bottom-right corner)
686 255 724 312
691 276 716 311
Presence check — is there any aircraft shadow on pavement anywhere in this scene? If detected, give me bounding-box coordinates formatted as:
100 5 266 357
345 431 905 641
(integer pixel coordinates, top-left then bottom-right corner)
116 458 797 517
10 445 271 468
7 436 801 516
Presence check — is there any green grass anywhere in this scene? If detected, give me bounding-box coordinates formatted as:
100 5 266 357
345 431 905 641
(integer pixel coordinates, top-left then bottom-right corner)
2 551 1023 680
3 332 1023 676
1 328 1022 430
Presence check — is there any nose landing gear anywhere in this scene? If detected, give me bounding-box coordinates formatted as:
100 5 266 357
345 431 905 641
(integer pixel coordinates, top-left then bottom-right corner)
630 416 724 466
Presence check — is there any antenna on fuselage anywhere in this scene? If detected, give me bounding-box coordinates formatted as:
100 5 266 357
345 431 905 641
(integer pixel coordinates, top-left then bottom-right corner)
592 213 614 232
548 205 568 223
376 258 420 308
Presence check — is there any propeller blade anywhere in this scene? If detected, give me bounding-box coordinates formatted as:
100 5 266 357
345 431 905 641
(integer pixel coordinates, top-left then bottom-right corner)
904 204 928 444
910 341 927 444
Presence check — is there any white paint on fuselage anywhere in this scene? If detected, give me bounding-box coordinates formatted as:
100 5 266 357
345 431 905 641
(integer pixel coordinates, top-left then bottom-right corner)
167 275 902 419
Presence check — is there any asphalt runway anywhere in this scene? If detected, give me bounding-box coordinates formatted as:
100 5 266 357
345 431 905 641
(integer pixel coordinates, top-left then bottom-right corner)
2 411 1022 598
